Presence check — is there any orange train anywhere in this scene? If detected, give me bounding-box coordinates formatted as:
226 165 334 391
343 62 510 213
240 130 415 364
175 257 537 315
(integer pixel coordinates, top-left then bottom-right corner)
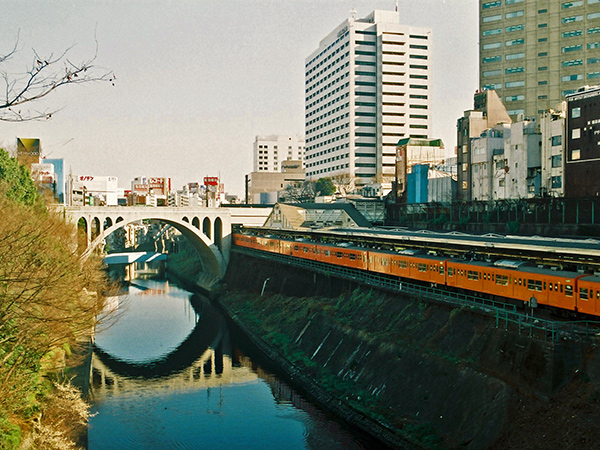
233 232 600 318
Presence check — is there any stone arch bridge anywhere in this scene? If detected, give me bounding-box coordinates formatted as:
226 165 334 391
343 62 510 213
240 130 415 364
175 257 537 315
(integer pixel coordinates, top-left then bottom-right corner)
63 206 232 278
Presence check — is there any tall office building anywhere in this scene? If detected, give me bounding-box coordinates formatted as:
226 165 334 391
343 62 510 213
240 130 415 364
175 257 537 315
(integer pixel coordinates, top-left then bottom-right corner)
304 10 432 191
253 135 305 172
479 0 600 118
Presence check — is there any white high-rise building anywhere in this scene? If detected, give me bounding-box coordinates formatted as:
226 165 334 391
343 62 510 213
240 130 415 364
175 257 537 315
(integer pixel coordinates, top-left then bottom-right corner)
253 135 305 172
304 9 432 191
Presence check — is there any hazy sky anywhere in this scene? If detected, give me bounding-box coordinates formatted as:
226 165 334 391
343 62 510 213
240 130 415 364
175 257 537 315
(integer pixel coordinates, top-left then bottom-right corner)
0 0 478 196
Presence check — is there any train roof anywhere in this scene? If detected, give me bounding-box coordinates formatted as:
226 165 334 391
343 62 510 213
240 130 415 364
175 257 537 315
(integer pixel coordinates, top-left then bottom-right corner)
300 227 600 263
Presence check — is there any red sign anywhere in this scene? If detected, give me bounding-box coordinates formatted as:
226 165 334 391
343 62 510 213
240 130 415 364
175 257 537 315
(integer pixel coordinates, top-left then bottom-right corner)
204 177 219 186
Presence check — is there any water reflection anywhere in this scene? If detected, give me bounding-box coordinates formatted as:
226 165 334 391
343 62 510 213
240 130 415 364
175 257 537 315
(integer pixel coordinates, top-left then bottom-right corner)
88 279 371 450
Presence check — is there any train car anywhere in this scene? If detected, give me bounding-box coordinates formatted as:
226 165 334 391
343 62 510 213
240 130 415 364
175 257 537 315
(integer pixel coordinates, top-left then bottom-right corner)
446 260 496 296
575 275 600 316
279 238 317 261
514 266 581 312
315 243 369 270
369 249 446 285
233 233 256 250
254 235 280 254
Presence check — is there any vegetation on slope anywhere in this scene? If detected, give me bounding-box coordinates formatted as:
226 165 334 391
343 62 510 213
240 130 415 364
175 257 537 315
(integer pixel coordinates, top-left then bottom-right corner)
0 150 108 449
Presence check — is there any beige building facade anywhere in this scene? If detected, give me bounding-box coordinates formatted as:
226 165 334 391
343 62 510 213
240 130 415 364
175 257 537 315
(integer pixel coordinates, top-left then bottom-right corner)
479 0 600 118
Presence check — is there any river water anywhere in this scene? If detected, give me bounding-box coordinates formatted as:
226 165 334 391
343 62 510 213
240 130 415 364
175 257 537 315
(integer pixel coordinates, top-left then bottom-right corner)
87 277 377 450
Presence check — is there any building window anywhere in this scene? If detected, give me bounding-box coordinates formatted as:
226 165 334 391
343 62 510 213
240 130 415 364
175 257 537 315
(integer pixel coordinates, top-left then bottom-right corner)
483 14 502 22
572 149 581 160
505 66 525 74
562 74 584 81
483 28 502 36
506 0 524 4
506 38 525 46
483 55 502 63
506 52 525 60
563 89 577 96
484 69 503 77
572 107 581 118
562 59 584 66
552 155 562 168
505 80 525 88
563 30 583 38
483 83 502 89
552 176 562 188
538 52 548 56
506 10 524 19
507 109 525 115
483 42 503 50
562 44 583 52
482 0 502 8
572 128 581 139
552 136 563 146
589 27 600 34
562 15 583 23
538 23 548 28
588 12 600 20
506 24 525 32
589 43 600 50
562 0 583 7
539 80 548 85
590 72 600 79
539 66 548 71
505 94 525 101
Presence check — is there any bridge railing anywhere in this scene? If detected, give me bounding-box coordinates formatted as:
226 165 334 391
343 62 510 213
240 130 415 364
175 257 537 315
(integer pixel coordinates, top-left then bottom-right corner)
232 246 600 342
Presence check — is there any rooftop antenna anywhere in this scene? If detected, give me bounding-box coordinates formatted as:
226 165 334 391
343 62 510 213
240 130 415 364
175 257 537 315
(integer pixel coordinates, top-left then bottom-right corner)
350 8 357 20
395 0 398 12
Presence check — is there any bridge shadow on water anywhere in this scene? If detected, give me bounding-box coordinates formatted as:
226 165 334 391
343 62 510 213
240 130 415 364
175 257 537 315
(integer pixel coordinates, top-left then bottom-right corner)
93 293 227 380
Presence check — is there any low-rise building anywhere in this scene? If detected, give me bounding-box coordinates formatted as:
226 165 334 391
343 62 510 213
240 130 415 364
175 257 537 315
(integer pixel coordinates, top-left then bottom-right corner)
565 85 600 198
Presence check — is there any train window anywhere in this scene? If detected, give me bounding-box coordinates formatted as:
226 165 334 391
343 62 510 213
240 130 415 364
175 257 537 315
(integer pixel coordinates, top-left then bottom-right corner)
336 252 343 258
439 265 444 274
580 288 589 300
468 270 479 281
597 291 600 300
303 248 308 253
527 279 542 292
565 285 573 297
549 283 553 291
325 250 330 257
496 275 509 286
560 284 563 293
418 263 427 272
294 245 299 251
519 279 522 286
349 254 356 261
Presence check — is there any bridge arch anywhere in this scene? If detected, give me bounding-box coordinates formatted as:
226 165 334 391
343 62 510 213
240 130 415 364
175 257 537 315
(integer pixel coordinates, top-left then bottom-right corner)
192 216 200 229
66 207 232 279
203 217 211 239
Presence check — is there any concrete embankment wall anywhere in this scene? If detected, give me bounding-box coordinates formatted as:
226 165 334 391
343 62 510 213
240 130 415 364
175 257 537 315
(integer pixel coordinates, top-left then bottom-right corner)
213 252 600 449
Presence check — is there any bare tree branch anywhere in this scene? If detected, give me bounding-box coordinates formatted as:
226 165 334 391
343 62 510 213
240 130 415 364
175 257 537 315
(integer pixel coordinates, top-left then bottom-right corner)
0 34 114 122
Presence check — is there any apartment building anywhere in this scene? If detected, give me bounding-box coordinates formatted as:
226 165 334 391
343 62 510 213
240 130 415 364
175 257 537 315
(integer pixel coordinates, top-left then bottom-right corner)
304 9 432 192
253 135 305 172
479 0 600 118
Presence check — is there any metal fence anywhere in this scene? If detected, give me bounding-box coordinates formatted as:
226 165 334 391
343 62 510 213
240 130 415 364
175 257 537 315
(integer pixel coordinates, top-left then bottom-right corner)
233 246 600 342
387 197 600 233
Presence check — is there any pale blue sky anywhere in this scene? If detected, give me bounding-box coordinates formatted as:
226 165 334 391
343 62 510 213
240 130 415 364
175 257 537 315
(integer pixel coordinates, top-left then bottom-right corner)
0 0 478 196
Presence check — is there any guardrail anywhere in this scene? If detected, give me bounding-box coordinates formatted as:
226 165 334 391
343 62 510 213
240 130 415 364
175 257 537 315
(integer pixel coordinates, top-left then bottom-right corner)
232 246 600 342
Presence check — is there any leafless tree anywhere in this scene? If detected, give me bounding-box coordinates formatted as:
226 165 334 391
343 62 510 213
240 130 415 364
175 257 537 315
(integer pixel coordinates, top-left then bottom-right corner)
0 32 114 122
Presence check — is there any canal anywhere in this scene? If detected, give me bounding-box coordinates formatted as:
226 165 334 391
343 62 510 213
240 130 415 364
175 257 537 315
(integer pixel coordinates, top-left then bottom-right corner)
87 276 379 450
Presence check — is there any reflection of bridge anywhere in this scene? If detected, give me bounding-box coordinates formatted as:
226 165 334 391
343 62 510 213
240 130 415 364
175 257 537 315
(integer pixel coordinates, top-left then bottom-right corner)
90 293 257 397
63 206 272 279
